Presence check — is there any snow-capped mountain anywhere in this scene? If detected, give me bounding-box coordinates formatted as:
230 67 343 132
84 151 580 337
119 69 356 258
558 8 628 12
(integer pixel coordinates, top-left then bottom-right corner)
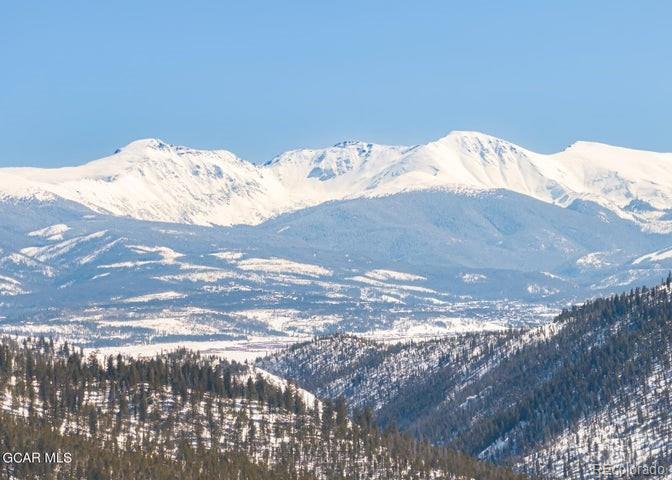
1 131 672 352
3 131 672 231
1 139 286 226
1 187 670 351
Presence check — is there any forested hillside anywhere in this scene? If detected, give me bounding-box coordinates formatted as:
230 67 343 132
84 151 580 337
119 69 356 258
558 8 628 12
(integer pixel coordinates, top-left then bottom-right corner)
0 337 525 480
261 277 672 479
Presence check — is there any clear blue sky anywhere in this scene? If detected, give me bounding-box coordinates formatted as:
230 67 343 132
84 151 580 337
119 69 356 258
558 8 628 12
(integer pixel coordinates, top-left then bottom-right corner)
2 1 671 167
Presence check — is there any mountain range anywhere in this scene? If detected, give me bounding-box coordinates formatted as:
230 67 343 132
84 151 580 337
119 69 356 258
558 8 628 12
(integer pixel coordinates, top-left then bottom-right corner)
2 132 672 479
3 131 672 231
1 131 672 349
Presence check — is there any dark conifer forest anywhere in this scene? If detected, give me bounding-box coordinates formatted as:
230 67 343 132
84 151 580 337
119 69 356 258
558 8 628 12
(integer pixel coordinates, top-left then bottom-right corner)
262 277 672 479
5 278 672 479
0 337 525 479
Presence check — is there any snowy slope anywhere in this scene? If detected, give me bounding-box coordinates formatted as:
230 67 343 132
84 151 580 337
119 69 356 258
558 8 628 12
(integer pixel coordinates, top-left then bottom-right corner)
262 282 672 479
2 140 287 226
1 185 670 350
3 132 672 230
1 131 671 352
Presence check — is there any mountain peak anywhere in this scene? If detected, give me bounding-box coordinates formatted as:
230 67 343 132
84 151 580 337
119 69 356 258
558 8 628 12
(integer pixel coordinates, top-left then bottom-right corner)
439 130 508 144
333 140 369 148
118 138 172 153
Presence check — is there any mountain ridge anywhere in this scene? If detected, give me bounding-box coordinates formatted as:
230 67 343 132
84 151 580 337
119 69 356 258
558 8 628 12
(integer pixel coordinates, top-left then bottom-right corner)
2 131 672 231
259 278 672 479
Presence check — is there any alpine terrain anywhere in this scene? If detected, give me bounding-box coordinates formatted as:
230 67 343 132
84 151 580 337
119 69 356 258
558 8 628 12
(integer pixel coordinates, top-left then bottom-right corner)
261 278 672 479
1 131 672 351
1 131 672 479
0 336 526 480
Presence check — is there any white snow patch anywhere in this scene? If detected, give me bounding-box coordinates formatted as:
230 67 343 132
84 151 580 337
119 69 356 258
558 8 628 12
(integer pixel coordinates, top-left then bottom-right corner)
364 269 425 282
211 250 244 261
155 269 235 283
576 251 613 268
97 317 218 335
236 257 332 277
526 284 560 296
0 274 26 296
87 336 306 363
231 309 341 335
128 245 183 263
350 275 435 293
28 223 70 240
461 273 487 283
78 238 124 264
1 253 56 277
120 291 186 303
633 246 672 265
19 231 107 262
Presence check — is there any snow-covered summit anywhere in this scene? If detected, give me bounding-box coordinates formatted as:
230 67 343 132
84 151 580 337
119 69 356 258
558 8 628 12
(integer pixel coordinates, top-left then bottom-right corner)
2 131 672 229
2 139 285 226
118 137 170 151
